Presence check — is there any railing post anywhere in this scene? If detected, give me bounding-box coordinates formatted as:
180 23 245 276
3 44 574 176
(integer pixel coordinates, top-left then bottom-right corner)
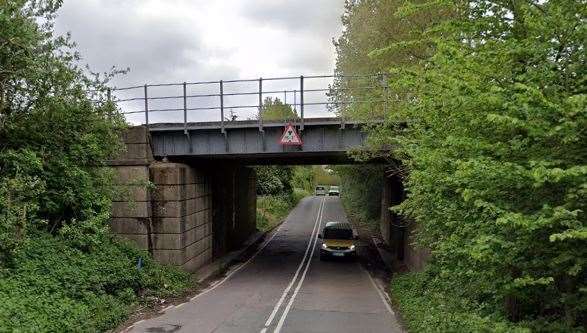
258 77 263 132
294 89 297 113
299 75 304 131
144 84 149 125
220 80 225 133
183 82 187 134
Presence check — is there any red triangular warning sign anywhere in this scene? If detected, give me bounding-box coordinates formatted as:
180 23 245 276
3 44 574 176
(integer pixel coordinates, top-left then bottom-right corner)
279 124 303 146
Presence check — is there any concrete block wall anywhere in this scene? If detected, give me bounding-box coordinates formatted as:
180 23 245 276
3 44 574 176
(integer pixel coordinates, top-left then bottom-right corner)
110 127 153 250
109 126 213 272
381 173 429 271
150 162 213 272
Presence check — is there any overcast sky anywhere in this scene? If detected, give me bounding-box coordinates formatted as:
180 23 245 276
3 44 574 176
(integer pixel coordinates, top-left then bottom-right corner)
55 0 345 87
55 0 346 122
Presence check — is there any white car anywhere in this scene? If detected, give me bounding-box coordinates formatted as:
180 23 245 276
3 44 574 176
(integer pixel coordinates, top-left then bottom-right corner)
315 185 327 196
328 186 340 196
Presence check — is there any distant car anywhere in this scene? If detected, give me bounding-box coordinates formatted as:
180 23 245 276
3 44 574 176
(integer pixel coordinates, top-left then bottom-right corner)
315 185 327 196
319 221 357 260
328 185 340 196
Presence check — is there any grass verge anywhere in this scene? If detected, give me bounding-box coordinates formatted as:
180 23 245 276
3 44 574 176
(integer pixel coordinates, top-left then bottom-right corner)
256 188 309 232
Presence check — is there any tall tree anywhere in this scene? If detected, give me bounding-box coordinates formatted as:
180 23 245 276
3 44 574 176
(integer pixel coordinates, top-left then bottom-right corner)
341 0 585 327
259 97 298 122
0 0 125 261
331 0 448 123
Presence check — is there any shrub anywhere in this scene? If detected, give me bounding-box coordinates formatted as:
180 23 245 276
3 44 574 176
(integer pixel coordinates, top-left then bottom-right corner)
333 165 384 223
257 190 310 232
0 232 189 332
336 0 586 327
391 271 542 333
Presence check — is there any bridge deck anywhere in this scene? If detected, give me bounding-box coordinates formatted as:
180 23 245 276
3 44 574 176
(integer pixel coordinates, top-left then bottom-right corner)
148 118 369 164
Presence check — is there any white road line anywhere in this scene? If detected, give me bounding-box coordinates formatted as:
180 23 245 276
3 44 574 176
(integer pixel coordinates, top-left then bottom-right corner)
364 268 395 316
262 198 325 330
128 199 313 332
190 220 287 302
273 198 325 333
160 305 175 313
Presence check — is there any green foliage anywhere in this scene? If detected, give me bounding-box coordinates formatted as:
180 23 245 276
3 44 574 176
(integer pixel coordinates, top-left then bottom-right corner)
336 0 586 328
333 165 384 222
256 190 309 232
291 166 315 193
259 97 298 122
390 271 537 333
0 149 45 263
256 166 314 231
0 3 190 331
0 232 189 332
332 0 447 122
256 166 294 195
0 0 126 260
313 166 339 186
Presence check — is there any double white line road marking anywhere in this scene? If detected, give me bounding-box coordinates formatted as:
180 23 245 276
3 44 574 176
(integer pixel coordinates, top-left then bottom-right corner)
261 197 326 333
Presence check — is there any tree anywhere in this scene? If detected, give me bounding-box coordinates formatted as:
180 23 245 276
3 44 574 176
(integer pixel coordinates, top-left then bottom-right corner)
0 0 125 261
258 97 298 122
331 0 449 123
256 166 293 195
344 0 585 327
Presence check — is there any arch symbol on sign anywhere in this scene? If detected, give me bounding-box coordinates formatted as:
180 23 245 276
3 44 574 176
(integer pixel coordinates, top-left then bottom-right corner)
279 124 303 146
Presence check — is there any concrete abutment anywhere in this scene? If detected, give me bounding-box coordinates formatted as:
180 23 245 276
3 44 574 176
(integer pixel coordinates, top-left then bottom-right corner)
108 126 256 272
380 172 429 271
110 126 425 273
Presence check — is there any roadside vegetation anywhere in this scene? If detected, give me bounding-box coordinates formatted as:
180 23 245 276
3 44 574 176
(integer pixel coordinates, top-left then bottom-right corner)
334 0 585 331
256 166 338 231
333 165 385 233
0 2 189 331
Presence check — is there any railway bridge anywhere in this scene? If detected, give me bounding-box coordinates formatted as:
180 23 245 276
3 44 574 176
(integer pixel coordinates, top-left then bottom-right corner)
108 74 425 273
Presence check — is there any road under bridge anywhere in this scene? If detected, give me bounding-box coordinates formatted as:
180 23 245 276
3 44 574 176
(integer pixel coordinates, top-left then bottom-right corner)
109 126 426 274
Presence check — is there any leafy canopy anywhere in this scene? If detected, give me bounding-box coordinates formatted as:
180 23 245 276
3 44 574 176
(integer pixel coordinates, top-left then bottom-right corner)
0 0 125 262
336 0 586 328
259 97 299 122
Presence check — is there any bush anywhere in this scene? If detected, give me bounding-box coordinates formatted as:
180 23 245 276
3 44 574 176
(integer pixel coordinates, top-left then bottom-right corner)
257 190 310 232
256 166 294 195
0 0 125 262
335 0 586 327
333 165 384 223
389 271 568 333
313 166 339 186
0 232 189 332
291 167 315 193
0 3 190 331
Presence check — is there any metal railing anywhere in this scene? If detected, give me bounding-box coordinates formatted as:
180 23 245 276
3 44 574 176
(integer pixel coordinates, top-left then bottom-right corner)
102 74 387 132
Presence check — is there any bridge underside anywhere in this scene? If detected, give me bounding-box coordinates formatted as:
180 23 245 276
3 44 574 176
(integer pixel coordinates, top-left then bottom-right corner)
149 118 368 164
110 126 424 274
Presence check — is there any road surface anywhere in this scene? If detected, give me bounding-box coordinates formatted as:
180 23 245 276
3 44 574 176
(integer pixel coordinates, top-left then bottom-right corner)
128 196 403 333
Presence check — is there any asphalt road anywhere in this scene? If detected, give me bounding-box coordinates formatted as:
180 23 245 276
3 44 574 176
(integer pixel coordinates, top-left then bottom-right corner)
129 196 403 333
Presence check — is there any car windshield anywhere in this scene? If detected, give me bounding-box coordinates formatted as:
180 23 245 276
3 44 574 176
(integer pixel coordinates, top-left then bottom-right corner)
323 228 353 240
330 186 339 190
316 186 325 190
